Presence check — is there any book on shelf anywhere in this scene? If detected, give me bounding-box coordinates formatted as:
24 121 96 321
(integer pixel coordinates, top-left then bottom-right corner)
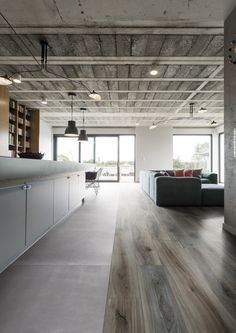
9 133 15 146
10 99 16 109
9 113 16 121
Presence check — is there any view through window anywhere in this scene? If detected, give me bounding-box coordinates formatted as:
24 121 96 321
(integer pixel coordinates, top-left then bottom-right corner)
173 135 212 171
55 135 135 182
56 137 79 162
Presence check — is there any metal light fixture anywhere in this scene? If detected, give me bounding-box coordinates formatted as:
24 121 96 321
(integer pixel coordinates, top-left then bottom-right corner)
198 107 207 113
78 108 88 142
12 73 22 84
89 90 101 101
149 123 158 130
64 92 79 137
210 120 217 126
41 97 47 105
0 75 12 86
189 102 194 118
150 64 158 76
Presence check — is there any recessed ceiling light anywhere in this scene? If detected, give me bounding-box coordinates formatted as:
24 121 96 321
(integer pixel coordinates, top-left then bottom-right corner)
12 74 22 84
89 90 101 101
198 107 207 113
0 75 12 86
149 123 157 130
150 64 158 76
135 122 140 126
41 97 47 105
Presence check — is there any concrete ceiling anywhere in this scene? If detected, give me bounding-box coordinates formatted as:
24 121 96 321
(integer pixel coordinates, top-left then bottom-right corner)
0 0 229 128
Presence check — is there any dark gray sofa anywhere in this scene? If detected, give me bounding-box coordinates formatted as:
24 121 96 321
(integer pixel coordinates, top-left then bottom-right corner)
140 170 223 206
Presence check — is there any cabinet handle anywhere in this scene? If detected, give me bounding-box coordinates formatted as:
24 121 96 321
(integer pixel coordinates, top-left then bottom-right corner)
67 176 70 179
22 184 32 190
77 174 80 177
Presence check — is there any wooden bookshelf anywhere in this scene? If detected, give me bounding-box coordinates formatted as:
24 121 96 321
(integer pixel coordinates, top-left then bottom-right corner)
8 99 40 156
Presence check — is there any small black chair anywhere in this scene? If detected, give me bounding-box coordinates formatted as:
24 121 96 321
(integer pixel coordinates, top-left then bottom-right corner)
85 168 103 195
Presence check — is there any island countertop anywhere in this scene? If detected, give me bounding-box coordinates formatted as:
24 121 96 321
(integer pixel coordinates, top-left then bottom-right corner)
0 157 94 185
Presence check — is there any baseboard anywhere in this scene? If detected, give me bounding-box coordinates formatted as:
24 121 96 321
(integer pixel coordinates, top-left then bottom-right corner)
223 223 236 237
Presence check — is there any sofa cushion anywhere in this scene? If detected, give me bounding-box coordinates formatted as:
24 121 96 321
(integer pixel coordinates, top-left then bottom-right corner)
193 169 202 178
201 178 211 184
174 169 185 177
201 184 224 206
184 169 193 177
160 170 170 176
156 176 202 206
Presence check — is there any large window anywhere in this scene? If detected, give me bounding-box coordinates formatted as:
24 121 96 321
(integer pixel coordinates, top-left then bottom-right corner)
54 134 135 182
56 137 79 162
173 135 212 171
219 133 224 183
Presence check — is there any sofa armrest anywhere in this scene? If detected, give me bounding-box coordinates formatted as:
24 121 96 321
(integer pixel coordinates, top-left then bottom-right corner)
201 172 218 184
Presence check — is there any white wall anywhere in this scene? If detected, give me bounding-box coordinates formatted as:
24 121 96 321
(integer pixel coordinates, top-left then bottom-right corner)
135 127 173 180
40 120 53 160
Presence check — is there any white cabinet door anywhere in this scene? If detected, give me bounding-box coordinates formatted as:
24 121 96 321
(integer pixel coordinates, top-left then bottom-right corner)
26 180 54 246
69 172 85 211
78 171 86 202
53 177 69 224
0 186 26 272
69 174 79 211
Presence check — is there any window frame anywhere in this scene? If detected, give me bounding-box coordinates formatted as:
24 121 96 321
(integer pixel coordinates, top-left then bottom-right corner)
173 134 213 172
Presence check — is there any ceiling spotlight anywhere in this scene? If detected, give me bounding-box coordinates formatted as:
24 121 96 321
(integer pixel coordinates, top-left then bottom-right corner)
198 107 207 113
150 64 158 76
0 75 12 86
149 123 158 130
135 122 140 126
41 97 47 105
12 74 22 84
89 90 101 101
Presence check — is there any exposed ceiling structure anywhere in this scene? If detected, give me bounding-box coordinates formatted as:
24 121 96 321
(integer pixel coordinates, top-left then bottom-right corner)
0 0 230 128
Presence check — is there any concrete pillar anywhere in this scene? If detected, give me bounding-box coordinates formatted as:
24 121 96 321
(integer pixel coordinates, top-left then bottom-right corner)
224 6 236 236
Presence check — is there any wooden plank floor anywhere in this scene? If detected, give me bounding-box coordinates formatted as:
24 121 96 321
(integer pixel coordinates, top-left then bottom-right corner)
103 184 236 333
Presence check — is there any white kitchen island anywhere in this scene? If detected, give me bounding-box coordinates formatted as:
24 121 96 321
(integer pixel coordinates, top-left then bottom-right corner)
0 157 93 273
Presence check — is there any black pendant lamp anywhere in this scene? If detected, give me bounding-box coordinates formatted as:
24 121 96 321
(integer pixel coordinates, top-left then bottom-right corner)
78 108 88 142
64 92 78 137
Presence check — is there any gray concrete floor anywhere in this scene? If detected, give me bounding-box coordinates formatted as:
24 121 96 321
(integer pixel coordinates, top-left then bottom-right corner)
0 184 119 333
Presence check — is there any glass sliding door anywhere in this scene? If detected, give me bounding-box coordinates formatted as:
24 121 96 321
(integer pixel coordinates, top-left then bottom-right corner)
56 137 79 162
54 134 136 182
95 136 119 181
119 135 135 182
80 137 95 164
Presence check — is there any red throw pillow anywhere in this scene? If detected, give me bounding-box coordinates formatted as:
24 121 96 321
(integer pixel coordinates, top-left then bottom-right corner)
174 169 184 177
184 169 193 177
